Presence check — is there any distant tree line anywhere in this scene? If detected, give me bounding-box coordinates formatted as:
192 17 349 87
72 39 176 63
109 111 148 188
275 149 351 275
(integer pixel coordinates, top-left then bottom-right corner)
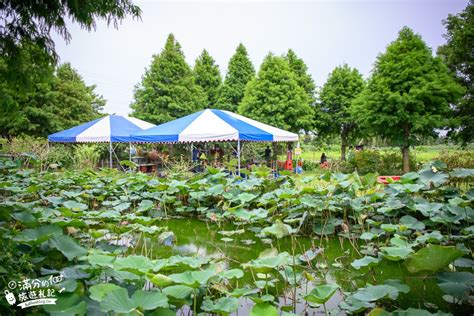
1 0 471 173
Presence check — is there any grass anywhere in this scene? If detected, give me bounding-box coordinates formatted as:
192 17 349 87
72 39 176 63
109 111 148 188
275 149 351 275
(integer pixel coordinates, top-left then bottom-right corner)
294 144 473 163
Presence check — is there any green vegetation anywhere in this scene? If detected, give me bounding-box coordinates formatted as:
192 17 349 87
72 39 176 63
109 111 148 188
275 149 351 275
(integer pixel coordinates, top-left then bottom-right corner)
0 160 472 315
194 50 222 108
217 43 255 112
131 34 207 124
239 54 314 133
316 64 365 161
352 27 464 173
438 0 474 146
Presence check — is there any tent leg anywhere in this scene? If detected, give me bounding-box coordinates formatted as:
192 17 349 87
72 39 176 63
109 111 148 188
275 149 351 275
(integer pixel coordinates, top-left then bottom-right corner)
237 139 241 175
109 142 113 168
129 142 132 161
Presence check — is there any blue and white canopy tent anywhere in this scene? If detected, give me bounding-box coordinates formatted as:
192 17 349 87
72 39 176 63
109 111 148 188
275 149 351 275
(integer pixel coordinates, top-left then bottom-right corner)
130 109 299 172
48 115 155 167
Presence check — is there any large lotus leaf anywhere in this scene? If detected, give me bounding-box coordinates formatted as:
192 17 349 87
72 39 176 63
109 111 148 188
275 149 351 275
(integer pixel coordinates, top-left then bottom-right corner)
63 200 88 211
43 293 87 315
49 235 87 261
418 169 448 188
415 231 444 244
237 192 257 203
114 255 154 274
415 202 444 217
137 199 154 212
89 283 122 302
131 290 168 310
380 224 399 232
450 168 474 178
169 268 215 288
87 253 115 267
147 273 174 287
353 284 399 302
383 279 409 294
437 272 474 301
100 287 136 313
279 265 303 286
399 215 425 230
147 308 175 316
339 295 375 313
113 202 131 212
162 285 193 299
260 220 294 239
351 256 381 270
219 268 244 280
300 195 320 208
230 287 259 298
304 283 339 304
404 245 464 273
14 224 63 244
202 297 240 314
250 303 278 316
242 252 292 273
380 246 413 261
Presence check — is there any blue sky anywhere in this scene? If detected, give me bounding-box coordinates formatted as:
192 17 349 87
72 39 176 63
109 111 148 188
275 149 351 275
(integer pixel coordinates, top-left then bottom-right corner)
53 0 468 116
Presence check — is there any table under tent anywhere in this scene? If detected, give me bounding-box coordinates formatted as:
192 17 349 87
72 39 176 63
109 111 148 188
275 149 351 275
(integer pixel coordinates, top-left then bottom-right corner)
130 109 299 174
47 115 155 168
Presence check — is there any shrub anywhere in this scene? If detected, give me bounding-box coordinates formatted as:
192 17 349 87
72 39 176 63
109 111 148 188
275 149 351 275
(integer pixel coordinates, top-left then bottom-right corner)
436 151 474 170
74 144 100 169
345 149 416 175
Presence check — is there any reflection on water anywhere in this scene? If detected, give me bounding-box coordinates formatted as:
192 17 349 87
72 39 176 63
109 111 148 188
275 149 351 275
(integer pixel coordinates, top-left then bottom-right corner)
146 217 468 315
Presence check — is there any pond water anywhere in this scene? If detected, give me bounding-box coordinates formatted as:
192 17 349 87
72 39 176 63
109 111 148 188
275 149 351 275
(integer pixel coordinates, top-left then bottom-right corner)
146 218 470 315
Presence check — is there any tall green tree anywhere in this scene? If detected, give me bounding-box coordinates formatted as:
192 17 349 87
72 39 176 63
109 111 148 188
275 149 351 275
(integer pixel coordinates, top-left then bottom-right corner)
438 0 474 146
1 0 141 90
239 53 313 133
352 27 464 172
218 44 255 111
317 64 365 161
194 50 222 108
285 49 316 105
131 34 206 124
0 54 104 137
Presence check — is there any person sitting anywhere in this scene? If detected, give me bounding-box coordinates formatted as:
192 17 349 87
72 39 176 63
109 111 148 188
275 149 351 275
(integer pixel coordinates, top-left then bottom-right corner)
320 153 329 169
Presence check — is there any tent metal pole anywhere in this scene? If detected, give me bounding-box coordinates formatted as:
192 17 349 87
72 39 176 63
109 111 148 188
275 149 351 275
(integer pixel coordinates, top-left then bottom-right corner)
109 141 113 168
237 139 241 175
129 142 132 161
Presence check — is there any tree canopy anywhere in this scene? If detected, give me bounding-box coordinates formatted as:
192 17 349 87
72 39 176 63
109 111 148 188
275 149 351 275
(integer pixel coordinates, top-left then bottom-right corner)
285 49 316 106
317 64 365 160
1 0 141 89
239 53 314 133
438 0 474 146
0 53 104 137
352 27 464 172
131 34 207 124
218 44 255 112
193 49 222 108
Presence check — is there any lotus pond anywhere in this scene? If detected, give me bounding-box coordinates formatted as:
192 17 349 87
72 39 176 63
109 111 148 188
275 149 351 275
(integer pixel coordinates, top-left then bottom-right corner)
0 159 473 315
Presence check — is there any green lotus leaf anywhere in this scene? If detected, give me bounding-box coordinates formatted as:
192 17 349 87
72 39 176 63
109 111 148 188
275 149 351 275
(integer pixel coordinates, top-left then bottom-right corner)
49 235 87 261
89 283 122 302
169 268 216 288
202 297 240 314
250 302 278 316
304 283 339 304
63 200 88 211
114 255 154 274
353 284 399 302
380 246 413 261
351 256 381 270
131 290 168 310
404 245 464 273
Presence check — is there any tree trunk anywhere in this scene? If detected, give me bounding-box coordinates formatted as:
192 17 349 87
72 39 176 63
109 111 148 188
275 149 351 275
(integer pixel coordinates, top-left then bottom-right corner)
272 142 278 161
402 125 410 173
